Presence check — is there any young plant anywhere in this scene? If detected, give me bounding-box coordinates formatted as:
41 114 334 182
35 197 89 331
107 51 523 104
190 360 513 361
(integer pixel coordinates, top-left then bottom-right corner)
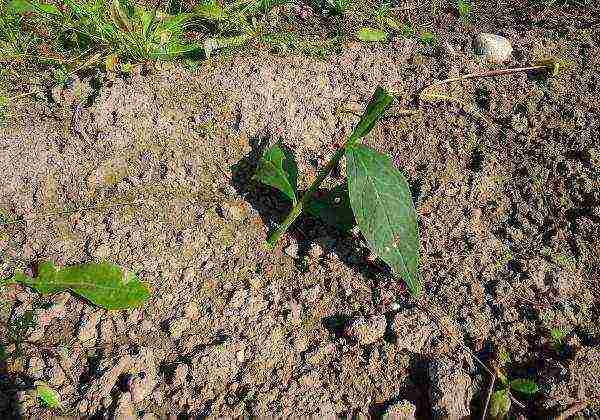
4 261 151 310
35 382 61 409
324 0 351 16
486 350 539 419
254 87 422 296
457 0 472 21
550 327 567 352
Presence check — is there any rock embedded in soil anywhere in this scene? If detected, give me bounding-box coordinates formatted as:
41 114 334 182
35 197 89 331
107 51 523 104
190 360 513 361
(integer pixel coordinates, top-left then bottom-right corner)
429 356 473 420
344 315 387 345
382 400 417 420
473 33 513 63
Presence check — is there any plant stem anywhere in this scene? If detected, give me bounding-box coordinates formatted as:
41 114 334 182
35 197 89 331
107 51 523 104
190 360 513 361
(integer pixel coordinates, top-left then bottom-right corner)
266 146 346 247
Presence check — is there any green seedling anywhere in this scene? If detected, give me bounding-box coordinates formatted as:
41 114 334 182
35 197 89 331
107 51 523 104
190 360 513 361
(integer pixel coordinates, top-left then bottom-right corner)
371 3 401 32
35 382 61 409
5 261 150 310
357 27 388 42
324 0 351 16
419 31 437 47
484 350 539 419
550 327 567 351
253 87 421 296
457 0 472 21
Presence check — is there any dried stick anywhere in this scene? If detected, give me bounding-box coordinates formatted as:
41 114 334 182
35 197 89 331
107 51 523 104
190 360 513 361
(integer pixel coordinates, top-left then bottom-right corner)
481 373 497 420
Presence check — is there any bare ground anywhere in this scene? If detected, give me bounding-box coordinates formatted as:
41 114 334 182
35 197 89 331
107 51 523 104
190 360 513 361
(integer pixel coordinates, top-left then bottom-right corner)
1 7 599 419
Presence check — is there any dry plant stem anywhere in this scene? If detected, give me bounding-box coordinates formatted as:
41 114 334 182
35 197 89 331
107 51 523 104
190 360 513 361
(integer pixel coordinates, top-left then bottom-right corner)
424 64 551 91
9 91 37 101
481 373 497 420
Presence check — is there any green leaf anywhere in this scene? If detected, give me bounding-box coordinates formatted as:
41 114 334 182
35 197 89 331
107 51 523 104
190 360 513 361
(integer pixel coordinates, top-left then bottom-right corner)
306 184 355 232
510 378 539 395
357 27 388 42
35 382 61 409
490 389 511 418
347 86 395 144
7 0 33 14
8 261 151 310
346 144 421 296
36 2 60 14
254 142 299 204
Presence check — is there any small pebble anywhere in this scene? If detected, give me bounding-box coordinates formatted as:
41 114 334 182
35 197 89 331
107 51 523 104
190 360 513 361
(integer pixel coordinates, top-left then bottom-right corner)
473 33 512 64
344 315 387 345
284 241 299 258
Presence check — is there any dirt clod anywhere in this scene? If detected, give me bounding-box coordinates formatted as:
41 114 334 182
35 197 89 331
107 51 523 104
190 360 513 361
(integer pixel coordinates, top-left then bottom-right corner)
428 356 473 420
344 315 387 345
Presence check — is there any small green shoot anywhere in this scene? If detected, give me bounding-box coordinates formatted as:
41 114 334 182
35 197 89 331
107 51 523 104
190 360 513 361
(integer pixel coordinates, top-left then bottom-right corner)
6 261 151 310
253 87 422 296
35 382 61 409
457 0 472 21
357 27 388 43
550 327 567 351
324 0 351 16
419 31 437 47
487 349 539 419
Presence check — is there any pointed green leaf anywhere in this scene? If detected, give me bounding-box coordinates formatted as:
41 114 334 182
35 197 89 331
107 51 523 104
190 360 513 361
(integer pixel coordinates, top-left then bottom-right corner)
306 184 355 232
490 389 511 418
357 27 388 42
7 0 33 14
346 144 421 296
35 382 61 409
36 2 60 14
510 378 539 395
347 87 395 145
254 142 298 204
9 261 150 310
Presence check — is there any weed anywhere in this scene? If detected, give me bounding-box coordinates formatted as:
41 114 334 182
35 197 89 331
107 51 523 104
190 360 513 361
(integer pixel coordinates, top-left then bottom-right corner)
419 31 437 47
371 3 401 31
35 382 61 409
484 350 539 419
550 327 567 351
323 0 351 16
456 0 473 21
253 87 422 296
5 0 201 71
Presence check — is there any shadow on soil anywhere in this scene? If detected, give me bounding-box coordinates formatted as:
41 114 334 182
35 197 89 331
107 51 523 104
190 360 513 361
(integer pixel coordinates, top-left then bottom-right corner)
0 349 21 418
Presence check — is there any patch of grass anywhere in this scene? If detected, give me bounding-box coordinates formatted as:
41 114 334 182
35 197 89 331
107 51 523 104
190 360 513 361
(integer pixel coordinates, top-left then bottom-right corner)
3 0 201 73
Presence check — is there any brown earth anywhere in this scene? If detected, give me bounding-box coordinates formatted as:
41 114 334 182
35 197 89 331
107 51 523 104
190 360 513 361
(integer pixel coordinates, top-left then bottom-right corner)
1 3 599 419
